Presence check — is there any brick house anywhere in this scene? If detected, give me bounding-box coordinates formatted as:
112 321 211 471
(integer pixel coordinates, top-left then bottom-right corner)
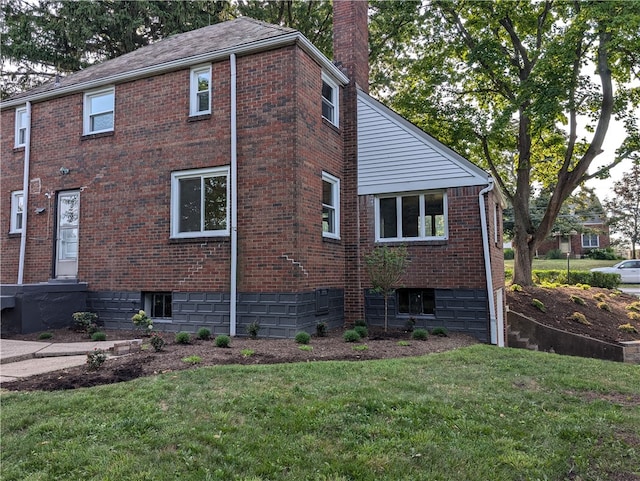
535 217 611 258
1 1 505 344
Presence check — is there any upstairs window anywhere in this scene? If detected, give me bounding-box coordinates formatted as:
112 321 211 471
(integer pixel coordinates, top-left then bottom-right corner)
582 233 599 248
84 87 114 134
171 166 229 238
376 191 447 241
322 172 340 239
321 73 339 126
15 106 27 147
190 65 211 116
10 191 24 233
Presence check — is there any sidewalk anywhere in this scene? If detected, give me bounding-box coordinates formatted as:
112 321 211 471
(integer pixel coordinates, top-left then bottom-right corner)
0 338 141 384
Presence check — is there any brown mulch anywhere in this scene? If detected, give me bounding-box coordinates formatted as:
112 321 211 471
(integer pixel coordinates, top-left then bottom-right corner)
506 285 640 344
1 327 478 392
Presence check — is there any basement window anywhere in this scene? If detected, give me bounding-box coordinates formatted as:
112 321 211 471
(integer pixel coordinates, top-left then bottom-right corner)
397 288 435 316
145 292 172 320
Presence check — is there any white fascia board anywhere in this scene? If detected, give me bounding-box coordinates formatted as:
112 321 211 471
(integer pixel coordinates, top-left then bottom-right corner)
358 177 487 196
2 33 348 109
357 91 489 181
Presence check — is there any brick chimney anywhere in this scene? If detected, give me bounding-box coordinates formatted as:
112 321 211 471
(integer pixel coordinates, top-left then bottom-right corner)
333 0 369 93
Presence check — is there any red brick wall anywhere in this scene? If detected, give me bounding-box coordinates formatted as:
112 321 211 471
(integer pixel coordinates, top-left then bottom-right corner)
1 44 346 295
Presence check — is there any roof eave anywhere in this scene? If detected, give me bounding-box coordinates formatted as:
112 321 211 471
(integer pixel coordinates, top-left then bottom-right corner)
2 32 349 110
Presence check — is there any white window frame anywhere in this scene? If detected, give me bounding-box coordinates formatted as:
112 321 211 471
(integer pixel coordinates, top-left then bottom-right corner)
170 166 230 239
581 233 599 248
83 87 115 135
10 190 24 234
375 191 448 242
190 65 212 116
321 72 339 127
15 106 27 147
322 172 340 239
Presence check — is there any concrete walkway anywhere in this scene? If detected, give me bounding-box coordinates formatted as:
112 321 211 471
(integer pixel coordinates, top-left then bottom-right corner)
0 338 141 385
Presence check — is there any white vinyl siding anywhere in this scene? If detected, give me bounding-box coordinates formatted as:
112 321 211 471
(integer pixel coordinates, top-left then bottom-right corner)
84 87 114 134
15 106 27 147
357 92 488 195
190 65 211 116
322 172 340 239
171 166 229 238
10 191 24 233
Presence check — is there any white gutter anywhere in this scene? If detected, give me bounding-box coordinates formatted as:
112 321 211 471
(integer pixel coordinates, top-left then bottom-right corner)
2 33 348 110
478 179 502 346
17 102 32 284
229 54 238 337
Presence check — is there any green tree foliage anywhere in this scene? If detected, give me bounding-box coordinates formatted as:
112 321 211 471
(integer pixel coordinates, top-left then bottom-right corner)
605 160 640 258
365 245 408 332
384 0 640 285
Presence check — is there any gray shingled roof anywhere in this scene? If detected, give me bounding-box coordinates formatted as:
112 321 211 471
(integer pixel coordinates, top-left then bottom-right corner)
4 17 345 106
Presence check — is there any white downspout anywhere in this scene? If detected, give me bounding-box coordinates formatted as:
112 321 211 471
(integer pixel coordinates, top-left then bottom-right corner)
229 54 238 336
17 101 32 285
479 179 502 346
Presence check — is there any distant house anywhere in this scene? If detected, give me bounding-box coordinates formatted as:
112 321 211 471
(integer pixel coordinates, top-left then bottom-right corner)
1 1 505 344
536 216 610 258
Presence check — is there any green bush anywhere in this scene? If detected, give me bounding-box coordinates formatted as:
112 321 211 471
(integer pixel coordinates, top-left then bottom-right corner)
569 312 590 325
91 331 107 341
149 332 165 351
343 330 361 343
354 325 368 339
430 327 448 337
618 323 638 334
181 355 202 365
72 311 99 334
316 321 327 337
196 327 211 340
246 321 261 339
86 348 107 370
215 335 231 348
532 299 546 312
412 328 429 340
294 331 311 344
175 331 191 344
586 247 618 260
597 301 611 312
37 332 53 340
505 269 513 283
354 319 367 327
503 248 514 260
569 295 585 305
545 248 564 259
531 269 620 289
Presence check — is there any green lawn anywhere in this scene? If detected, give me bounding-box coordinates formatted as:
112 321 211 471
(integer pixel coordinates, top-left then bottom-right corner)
504 258 618 271
2 346 639 481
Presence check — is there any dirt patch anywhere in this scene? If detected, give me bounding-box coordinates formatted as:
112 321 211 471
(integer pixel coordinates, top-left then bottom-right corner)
1 328 478 391
506 286 640 344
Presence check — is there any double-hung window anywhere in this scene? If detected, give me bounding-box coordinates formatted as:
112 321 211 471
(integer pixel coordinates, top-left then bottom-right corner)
190 65 211 116
322 172 340 239
10 191 24 234
15 106 27 147
84 87 114 134
582 233 599 248
376 191 447 241
171 167 229 238
321 73 339 126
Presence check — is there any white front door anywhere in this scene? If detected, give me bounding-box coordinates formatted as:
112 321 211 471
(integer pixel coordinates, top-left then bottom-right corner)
55 191 80 278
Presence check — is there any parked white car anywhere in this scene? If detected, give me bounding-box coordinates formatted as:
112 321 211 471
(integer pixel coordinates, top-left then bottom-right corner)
590 260 640 284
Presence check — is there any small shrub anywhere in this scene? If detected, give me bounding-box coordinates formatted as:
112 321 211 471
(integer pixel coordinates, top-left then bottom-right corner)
586 247 617 260
38 332 53 340
72 311 99 334
627 311 640 321
91 331 107 341
316 321 327 337
569 312 591 326
570 295 585 305
618 323 638 334
626 302 640 313
597 301 611 312
343 329 361 343
149 332 165 351
531 299 546 312
397 340 411 346
354 325 368 339
241 348 255 357
215 335 231 348
246 321 261 339
352 344 369 351
294 331 311 344
431 327 448 337
181 355 202 365
509 284 523 292
412 328 429 340
545 248 563 260
504 248 514 260
576 283 591 290
405 317 416 332
196 327 212 340
298 345 313 352
131 310 153 330
175 331 191 344
354 319 367 327
593 292 607 302
86 348 107 370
